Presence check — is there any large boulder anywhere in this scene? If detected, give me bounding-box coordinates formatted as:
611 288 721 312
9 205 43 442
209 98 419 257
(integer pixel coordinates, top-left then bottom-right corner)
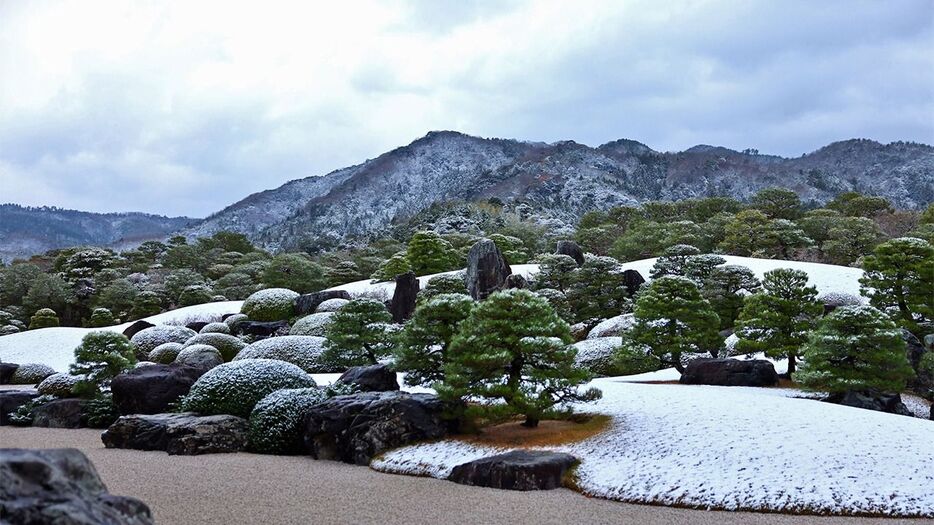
465 239 512 300
555 240 585 266
587 314 635 339
0 389 38 425
336 364 399 392
121 319 155 339
32 398 85 428
680 358 779 387
102 413 248 455
448 450 578 491
621 269 646 296
0 362 18 384
303 391 452 465
234 320 290 337
389 272 420 323
185 321 210 333
111 364 205 415
504 273 528 290
0 448 153 524
827 390 913 417
295 290 352 316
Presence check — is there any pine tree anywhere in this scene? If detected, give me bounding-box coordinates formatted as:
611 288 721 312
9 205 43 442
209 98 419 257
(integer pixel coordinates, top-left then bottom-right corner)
702 264 761 329
759 219 812 258
824 217 881 265
796 209 843 256
438 289 601 427
406 231 458 275
488 233 528 264
322 298 394 367
394 293 474 387
719 210 770 256
417 274 468 304
859 237 934 332
533 254 578 293
565 255 631 322
794 305 914 393
734 268 822 375
370 252 412 282
629 276 722 372
683 254 727 282
750 187 802 219
70 331 136 396
649 244 701 278
262 253 328 293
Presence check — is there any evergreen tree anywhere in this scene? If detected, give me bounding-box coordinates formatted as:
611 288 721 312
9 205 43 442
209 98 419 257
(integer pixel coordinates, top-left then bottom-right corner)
488 233 528 264
370 252 412 282
162 269 207 304
322 298 394 367
406 231 458 275
683 254 727 282
29 308 60 329
566 255 631 322
23 273 70 317
394 293 474 387
94 278 139 318
417 274 468 304
824 217 881 265
796 209 843 255
130 290 163 319
827 192 891 218
262 253 328 294
70 331 136 396
719 210 770 256
214 272 257 300
859 237 934 332
532 254 578 292
794 305 914 393
439 289 600 427
629 276 722 372
734 268 822 375
751 187 802 219
759 219 812 258
702 265 761 329
650 244 701 278
327 261 361 286
88 308 115 328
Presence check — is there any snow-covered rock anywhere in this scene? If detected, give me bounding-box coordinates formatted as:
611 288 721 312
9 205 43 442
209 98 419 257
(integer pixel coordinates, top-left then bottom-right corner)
573 337 623 375
587 315 635 339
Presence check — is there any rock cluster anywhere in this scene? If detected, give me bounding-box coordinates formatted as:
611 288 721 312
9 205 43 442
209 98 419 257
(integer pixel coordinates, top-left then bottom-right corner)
680 358 779 387
102 413 248 455
448 450 578 491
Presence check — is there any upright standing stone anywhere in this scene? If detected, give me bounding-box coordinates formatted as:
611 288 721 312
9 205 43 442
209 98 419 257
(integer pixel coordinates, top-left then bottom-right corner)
465 239 512 300
555 240 585 266
621 269 646 296
389 272 419 323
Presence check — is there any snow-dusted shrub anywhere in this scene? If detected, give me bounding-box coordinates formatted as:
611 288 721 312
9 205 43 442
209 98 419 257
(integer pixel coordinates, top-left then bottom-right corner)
234 336 331 373
224 314 249 330
573 337 623 376
183 333 247 361
587 314 635 339
315 298 349 313
241 288 299 321
36 372 80 397
131 325 197 355
175 344 224 370
200 322 231 334
29 308 59 329
817 291 862 308
88 308 115 328
0 309 13 325
248 387 326 454
178 284 214 307
289 312 335 337
10 363 56 384
0 325 20 336
149 342 184 364
179 359 316 418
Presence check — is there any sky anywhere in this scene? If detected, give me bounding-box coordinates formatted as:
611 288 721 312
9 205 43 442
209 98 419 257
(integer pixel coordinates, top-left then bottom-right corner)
1 0 932 218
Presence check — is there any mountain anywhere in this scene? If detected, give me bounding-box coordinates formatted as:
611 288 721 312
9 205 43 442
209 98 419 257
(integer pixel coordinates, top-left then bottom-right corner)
0 204 194 262
180 132 934 251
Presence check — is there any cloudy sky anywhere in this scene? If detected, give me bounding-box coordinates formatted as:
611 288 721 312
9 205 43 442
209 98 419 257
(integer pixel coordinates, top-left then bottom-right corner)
1 0 932 218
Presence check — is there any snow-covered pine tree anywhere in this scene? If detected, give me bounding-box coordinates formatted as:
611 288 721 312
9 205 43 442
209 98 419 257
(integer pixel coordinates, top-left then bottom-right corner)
859 237 934 333
702 265 761 329
649 244 701 278
322 298 394 367
394 293 474 387
406 231 458 275
565 255 631 322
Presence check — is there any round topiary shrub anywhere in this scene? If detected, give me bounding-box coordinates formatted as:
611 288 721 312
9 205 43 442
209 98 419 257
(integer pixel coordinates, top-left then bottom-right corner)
10 363 56 384
233 336 331 373
28 308 59 329
88 308 115 328
175 344 224 370
0 309 13 325
149 342 184 364
179 359 316 418
241 288 299 322
0 325 20 336
131 325 197 356
315 298 349 313
248 387 327 454
573 337 624 376
178 284 214 307
36 373 80 397
224 314 249 331
183 333 247 361
200 322 231 334
289 312 335 337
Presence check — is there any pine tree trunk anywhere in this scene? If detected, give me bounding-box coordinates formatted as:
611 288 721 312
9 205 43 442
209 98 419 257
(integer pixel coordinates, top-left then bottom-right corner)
787 353 796 376
522 416 539 428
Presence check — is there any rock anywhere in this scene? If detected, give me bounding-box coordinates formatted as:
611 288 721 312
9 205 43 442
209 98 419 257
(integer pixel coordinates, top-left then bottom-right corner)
924 333 934 351
295 290 353 316
102 413 249 455
336 364 400 392
621 269 646 296
827 390 913 417
111 364 205 415
0 362 18 384
901 329 926 370
234 320 290 337
504 274 528 290
303 391 452 465
465 239 512 300
0 448 154 524
122 320 155 339
679 358 779 387
185 321 210 333
389 272 420 323
32 398 85 428
0 389 38 425
448 450 578 491
587 314 635 339
555 240 585 266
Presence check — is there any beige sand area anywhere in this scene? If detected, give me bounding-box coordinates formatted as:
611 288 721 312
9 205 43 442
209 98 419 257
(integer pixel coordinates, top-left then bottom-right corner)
0 426 927 525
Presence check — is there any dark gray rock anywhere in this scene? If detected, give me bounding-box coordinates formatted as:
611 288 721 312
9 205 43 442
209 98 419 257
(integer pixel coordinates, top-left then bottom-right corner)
901 329 926 370
0 389 38 426
102 413 248 455
295 290 352 316
0 448 154 524
303 391 452 465
827 390 913 417
234 320 290 337
122 320 155 339
448 450 578 491
621 269 646 296
680 358 779 387
0 362 19 384
32 398 84 428
336 364 399 392
465 239 512 300
555 240 585 266
924 333 934 351
389 272 420 323
504 273 528 290
185 321 210 333
111 363 205 415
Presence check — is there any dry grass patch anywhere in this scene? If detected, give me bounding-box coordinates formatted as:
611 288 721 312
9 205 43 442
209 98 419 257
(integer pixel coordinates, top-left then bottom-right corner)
454 414 612 448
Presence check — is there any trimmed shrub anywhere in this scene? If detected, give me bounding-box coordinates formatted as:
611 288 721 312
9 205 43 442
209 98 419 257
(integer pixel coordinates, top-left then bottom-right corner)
289 312 335 337
224 313 249 330
131 325 197 356
200 322 231 334
0 325 20 336
178 285 214 307
241 288 299 321
175 344 224 370
248 387 327 454
28 308 59 329
10 363 56 384
234 336 331 373
573 337 623 376
88 308 115 328
36 373 80 397
179 359 316 418
148 342 184 364
71 331 137 395
315 298 349 313
183 333 247 361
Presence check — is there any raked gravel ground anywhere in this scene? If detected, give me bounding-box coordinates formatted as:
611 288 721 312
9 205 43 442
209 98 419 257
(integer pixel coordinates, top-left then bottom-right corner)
0 427 927 525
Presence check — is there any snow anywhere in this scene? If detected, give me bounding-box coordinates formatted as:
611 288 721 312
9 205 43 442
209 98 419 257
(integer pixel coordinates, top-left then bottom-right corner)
373 377 934 517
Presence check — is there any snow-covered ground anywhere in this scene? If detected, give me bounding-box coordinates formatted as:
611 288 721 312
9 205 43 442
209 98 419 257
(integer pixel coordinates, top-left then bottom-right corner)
373 377 934 517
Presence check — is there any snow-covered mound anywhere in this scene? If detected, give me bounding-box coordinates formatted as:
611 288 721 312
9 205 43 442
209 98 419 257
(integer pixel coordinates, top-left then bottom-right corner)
373 377 933 517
